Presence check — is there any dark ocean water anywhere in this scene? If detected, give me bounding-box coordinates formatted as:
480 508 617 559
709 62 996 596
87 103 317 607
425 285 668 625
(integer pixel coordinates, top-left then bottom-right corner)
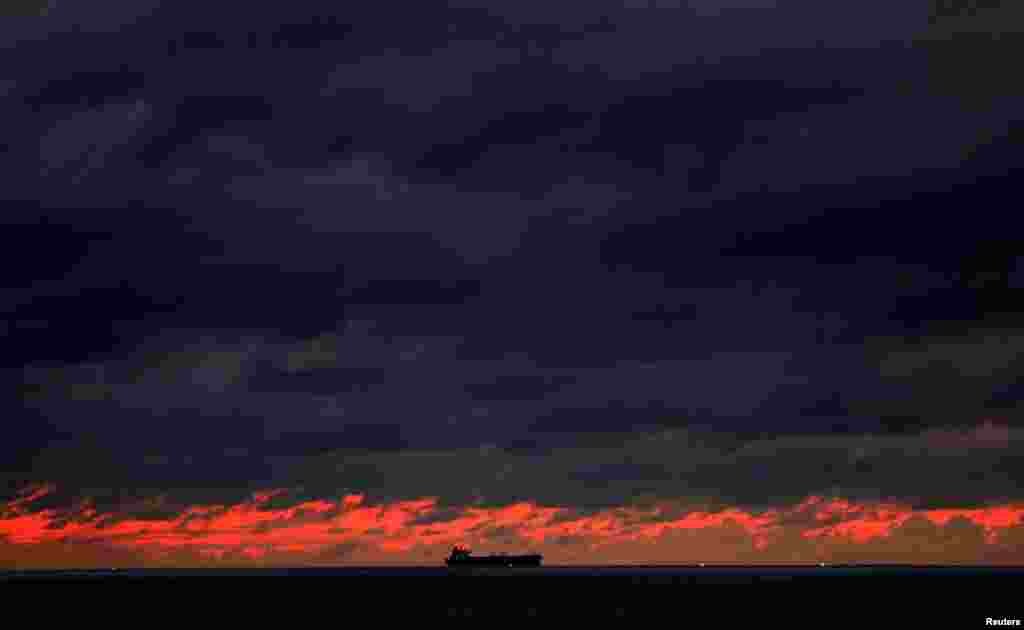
5 565 1024 579
7 566 1015 626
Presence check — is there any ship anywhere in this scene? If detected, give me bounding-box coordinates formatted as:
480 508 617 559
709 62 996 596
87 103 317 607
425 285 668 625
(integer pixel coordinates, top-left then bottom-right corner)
445 545 543 567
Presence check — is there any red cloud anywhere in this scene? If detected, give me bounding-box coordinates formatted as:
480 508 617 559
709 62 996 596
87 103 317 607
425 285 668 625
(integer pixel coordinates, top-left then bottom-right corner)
3 485 1024 567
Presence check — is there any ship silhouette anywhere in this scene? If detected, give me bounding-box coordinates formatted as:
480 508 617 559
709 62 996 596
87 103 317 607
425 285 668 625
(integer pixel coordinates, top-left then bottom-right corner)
445 545 542 567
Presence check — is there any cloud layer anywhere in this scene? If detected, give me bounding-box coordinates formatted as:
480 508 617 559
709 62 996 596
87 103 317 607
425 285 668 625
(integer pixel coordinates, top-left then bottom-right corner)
3 483 1023 568
3 1 1022 566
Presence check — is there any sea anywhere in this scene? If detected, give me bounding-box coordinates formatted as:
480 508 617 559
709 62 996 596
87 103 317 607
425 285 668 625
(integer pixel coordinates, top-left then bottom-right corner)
4 564 1024 579
6 565 1015 623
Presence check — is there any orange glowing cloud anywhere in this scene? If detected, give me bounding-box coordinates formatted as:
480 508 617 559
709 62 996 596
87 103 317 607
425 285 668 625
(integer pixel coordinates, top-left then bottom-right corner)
799 497 1024 545
3 485 1024 567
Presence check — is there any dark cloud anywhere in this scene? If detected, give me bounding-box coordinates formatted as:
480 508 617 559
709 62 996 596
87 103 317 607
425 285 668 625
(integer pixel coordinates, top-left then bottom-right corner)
408 507 466 526
462 374 579 401
271 426 1024 512
854 327 1024 432
921 1 1024 109
2 0 1021 540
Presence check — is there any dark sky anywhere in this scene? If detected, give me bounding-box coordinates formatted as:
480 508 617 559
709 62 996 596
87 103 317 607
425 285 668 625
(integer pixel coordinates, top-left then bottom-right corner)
2 0 1023 565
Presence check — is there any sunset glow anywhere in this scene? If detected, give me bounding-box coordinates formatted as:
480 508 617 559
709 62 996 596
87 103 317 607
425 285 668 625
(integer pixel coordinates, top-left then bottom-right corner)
3 485 1023 567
